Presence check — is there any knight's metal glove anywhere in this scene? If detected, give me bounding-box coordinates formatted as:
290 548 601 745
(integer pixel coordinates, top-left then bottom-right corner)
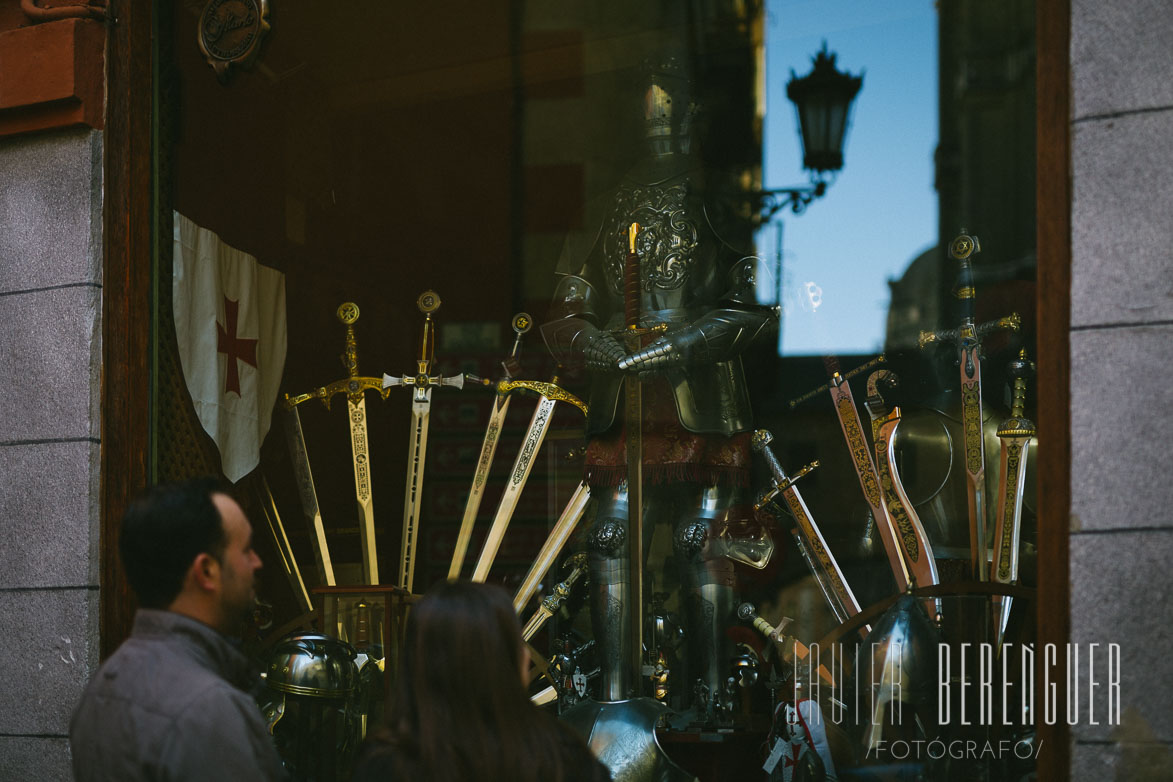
581 330 627 371
618 336 685 371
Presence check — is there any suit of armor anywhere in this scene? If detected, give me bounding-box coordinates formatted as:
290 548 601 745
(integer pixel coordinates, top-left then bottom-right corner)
542 56 775 721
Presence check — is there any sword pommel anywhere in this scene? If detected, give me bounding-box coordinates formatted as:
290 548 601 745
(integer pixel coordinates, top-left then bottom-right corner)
628 222 639 254
948 230 981 261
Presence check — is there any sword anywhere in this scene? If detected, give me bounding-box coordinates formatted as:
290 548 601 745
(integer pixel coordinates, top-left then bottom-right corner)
255 474 313 613
864 370 940 619
990 350 1035 648
823 357 912 593
513 479 591 613
621 222 648 690
280 401 336 586
917 231 1021 580
469 376 587 582
521 553 588 642
383 290 466 593
285 302 392 585
752 430 863 627
449 313 532 579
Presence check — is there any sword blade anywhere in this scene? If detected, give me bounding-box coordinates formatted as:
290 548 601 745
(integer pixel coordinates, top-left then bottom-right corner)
449 392 512 580
257 474 313 613
624 373 644 686
960 345 988 580
875 416 941 622
347 396 379 585
828 378 912 591
472 395 558 582
282 404 336 586
781 485 862 625
513 480 591 613
399 391 432 592
991 437 1031 647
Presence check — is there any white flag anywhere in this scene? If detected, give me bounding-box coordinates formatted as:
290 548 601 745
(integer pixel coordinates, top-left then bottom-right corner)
173 211 287 482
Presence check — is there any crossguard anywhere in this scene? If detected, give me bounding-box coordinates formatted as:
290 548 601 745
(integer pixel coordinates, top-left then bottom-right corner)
754 461 819 511
918 312 1022 350
284 377 391 411
382 371 465 402
465 376 589 417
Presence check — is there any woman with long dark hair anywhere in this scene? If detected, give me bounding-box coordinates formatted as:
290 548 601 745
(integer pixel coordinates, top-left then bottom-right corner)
352 581 610 782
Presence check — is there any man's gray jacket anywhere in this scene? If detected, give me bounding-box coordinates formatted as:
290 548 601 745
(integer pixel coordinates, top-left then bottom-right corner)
70 609 287 781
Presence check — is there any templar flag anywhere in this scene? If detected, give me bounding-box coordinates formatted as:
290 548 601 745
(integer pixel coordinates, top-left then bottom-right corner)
173 211 287 482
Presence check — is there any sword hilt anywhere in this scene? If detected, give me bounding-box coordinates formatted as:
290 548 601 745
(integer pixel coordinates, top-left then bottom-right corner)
751 430 819 511
918 312 1022 350
948 229 981 322
998 349 1037 438
788 354 886 409
624 222 640 329
502 312 533 378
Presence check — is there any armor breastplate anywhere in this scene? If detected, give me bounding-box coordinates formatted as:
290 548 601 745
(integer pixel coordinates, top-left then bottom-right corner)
601 177 720 312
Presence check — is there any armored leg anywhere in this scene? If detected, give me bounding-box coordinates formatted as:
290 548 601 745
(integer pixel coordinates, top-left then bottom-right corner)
586 485 635 702
674 484 740 724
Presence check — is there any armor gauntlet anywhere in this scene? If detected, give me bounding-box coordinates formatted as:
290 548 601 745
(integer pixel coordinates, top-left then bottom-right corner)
619 307 776 371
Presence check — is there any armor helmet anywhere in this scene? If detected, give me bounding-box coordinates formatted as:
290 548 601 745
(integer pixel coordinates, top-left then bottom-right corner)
259 632 364 782
638 52 696 157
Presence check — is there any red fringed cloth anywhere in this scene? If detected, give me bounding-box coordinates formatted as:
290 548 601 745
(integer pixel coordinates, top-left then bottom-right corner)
584 376 752 488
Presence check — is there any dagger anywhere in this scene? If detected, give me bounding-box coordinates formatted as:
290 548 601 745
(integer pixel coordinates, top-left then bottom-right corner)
521 553 588 642
917 231 1021 580
752 429 864 627
383 290 465 593
990 349 1036 648
284 301 392 586
512 479 592 613
864 370 941 619
448 312 533 580
469 376 587 582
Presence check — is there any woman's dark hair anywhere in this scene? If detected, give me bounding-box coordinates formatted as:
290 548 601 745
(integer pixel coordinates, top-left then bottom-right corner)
119 477 230 609
357 581 590 782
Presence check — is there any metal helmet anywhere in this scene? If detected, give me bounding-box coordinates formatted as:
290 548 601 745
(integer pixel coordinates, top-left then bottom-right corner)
855 595 941 754
638 52 696 156
258 632 364 782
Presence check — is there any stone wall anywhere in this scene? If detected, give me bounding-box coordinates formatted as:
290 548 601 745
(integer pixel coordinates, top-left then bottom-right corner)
1069 0 1173 777
0 127 104 779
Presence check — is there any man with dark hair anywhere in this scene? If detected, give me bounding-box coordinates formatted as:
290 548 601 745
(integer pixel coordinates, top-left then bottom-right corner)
70 478 287 781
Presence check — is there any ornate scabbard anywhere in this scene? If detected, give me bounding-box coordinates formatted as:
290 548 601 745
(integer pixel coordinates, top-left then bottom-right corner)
991 351 1036 648
865 370 940 619
825 364 912 592
753 430 863 626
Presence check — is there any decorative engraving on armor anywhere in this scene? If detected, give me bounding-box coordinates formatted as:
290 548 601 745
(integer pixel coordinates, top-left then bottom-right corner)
997 442 1023 581
511 400 553 485
588 519 627 555
784 493 853 605
603 594 623 678
602 183 698 294
838 396 882 506
874 442 920 564
961 381 983 474
674 520 709 560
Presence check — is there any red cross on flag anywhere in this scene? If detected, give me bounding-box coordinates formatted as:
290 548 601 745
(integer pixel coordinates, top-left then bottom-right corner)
173 212 287 482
